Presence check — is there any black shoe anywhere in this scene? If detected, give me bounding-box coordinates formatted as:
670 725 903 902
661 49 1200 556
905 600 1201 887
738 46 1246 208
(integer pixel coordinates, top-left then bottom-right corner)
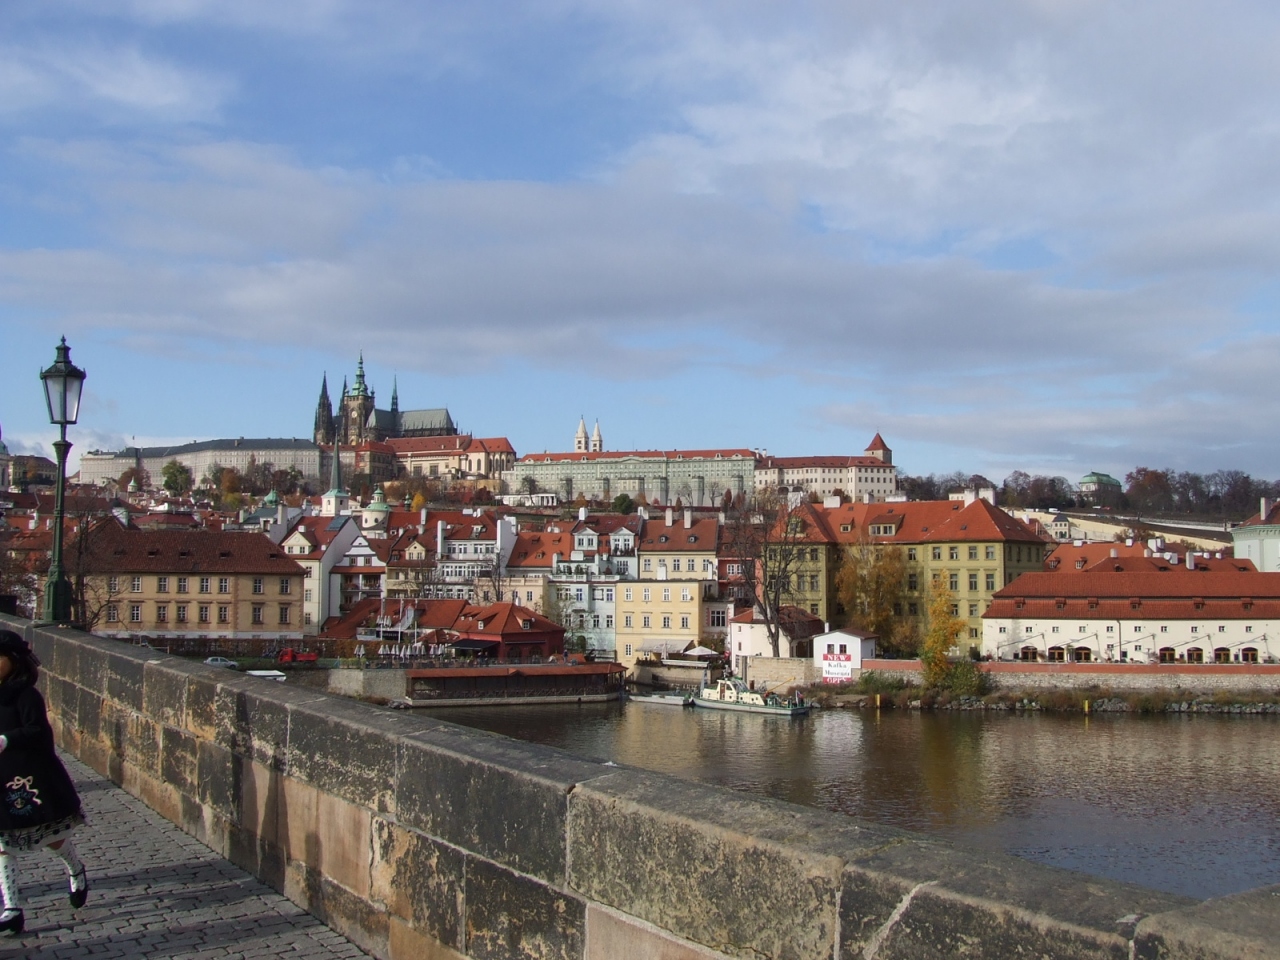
69 866 88 909
0 909 23 934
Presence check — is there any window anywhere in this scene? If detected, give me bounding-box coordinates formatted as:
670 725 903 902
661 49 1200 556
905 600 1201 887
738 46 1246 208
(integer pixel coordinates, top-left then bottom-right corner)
809 574 819 591
643 587 651 601
907 574 918 591
592 614 600 629
129 604 141 623
642 615 651 629
176 605 187 623
252 605 264 625
1106 625 1114 633
106 604 118 623
199 577 210 593
526 591 534 602
625 587 633 601
709 609 726 627
968 546 978 560
703 559 713 573
681 615 690 629
949 547 959 560
948 573 958 591
218 606 229 623
177 577 188 593
643 558 652 571
304 589 312 602
985 546 996 560
278 605 290 625
950 603 959 616
253 577 264 594
1160 625 1168 633
575 588 584 602
908 602 918 616
809 548 819 561
662 588 671 602
624 644 633 658
671 559 681 572
624 614 633 628
682 588 692 602
968 573 978 591
1052 626 1059 633
969 603 978 616
969 628 979 639
999 626 1007 633
985 573 995 591
605 615 614 628
131 576 142 593
1218 625 1226 633
907 548 917 561
108 575 119 593
605 588 614 602
727 563 742 575
218 578 230 594
1247 625 1254 633
199 605 210 623
662 615 671 629
931 547 942 560
810 604 819 614
156 604 168 622
279 578 291 595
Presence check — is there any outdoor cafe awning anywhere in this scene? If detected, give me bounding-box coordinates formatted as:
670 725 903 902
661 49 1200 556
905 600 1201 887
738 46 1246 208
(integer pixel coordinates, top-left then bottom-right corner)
451 639 501 652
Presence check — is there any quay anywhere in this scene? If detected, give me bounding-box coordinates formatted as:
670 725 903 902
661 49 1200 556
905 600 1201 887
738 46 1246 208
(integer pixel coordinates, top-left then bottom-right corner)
4 614 1279 960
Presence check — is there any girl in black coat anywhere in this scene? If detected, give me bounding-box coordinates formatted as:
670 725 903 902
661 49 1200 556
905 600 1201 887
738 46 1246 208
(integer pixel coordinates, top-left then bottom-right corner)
0 630 88 934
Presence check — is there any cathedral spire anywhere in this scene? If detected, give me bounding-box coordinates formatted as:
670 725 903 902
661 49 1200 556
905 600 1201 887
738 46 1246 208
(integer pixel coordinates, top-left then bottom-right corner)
314 374 334 445
390 376 399 417
575 416 589 453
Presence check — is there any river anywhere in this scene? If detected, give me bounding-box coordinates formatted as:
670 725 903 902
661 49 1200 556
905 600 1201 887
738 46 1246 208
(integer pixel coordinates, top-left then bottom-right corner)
431 702 1280 900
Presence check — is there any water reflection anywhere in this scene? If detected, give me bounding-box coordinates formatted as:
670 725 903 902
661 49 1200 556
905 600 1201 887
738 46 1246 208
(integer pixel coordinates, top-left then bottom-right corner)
432 703 1280 899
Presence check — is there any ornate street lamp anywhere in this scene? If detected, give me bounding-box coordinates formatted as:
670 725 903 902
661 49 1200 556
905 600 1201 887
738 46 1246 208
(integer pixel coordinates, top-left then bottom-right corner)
40 337 87 624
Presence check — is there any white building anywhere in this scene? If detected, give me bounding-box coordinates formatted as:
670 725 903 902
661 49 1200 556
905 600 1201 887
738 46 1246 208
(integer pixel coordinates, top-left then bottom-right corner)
1232 499 1280 573
754 435 897 501
813 628 878 683
983 570 1280 663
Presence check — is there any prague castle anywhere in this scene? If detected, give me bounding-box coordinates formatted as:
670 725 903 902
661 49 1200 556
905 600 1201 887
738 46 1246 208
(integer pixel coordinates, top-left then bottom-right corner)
313 355 457 446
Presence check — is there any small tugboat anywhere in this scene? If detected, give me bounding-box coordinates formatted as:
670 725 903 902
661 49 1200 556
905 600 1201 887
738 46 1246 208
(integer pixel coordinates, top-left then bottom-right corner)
691 676 810 716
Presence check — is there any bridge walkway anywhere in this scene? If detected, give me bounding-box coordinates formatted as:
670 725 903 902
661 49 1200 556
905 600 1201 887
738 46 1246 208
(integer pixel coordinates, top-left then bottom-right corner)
0 753 371 960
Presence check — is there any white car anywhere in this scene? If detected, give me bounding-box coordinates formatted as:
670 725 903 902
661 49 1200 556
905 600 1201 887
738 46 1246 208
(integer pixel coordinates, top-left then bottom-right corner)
204 656 238 669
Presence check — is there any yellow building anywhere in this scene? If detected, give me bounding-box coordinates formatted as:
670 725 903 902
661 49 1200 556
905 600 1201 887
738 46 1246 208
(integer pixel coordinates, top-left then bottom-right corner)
80 522 305 651
615 510 723 671
823 497 1050 649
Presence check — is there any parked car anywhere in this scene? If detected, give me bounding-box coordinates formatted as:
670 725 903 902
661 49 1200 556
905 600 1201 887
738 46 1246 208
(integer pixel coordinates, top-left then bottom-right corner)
204 656 238 669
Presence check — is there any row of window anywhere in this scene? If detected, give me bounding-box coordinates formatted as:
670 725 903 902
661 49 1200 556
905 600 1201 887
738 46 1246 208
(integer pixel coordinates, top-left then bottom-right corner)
622 613 692 630
641 558 717 572
109 576 292 595
621 586 696 602
106 603 292 625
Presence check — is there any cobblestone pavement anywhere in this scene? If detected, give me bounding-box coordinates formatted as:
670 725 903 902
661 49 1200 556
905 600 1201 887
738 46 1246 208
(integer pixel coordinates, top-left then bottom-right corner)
0 753 372 960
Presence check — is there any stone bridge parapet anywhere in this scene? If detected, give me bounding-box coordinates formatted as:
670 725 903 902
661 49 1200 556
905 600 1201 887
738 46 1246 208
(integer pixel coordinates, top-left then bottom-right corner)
4 615 1276 960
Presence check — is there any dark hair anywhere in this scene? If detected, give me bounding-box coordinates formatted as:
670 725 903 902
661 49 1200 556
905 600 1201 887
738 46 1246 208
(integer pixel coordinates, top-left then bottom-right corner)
0 630 40 685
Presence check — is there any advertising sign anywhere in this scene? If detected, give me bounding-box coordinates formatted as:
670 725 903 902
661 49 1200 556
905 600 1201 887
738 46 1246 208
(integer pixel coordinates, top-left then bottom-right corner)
821 653 854 684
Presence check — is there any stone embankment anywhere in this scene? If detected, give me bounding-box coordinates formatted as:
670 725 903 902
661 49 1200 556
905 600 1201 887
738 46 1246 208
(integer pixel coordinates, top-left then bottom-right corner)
5 614 1279 960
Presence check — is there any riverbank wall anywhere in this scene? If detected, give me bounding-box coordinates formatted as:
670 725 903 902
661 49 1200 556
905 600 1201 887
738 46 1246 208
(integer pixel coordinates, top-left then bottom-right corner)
6 614 1279 960
857 659 1280 693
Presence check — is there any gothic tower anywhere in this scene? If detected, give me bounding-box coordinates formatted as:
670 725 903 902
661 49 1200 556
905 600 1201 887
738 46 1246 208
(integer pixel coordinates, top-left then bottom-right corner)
313 374 335 445
591 419 603 453
575 416 589 453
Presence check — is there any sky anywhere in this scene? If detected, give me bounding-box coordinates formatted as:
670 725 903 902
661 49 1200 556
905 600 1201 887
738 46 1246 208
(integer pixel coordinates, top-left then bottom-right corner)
3 1 1280 484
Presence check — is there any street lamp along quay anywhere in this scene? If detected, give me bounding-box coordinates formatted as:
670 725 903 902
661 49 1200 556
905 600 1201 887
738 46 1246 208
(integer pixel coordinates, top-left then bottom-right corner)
39 337 86 625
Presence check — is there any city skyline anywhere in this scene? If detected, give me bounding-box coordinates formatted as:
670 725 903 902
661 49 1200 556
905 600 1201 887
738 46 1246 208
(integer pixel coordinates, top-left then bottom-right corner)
3 3 1280 480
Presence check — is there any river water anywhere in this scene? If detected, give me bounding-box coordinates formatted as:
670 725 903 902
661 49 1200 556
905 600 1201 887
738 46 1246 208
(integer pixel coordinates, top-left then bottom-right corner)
433 702 1280 900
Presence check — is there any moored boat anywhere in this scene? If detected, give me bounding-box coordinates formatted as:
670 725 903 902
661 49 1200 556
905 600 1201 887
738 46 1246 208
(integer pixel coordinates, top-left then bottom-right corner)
691 676 810 716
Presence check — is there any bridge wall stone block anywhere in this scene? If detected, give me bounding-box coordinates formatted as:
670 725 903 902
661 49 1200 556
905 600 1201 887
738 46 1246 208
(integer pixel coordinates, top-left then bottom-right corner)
5 614 1276 960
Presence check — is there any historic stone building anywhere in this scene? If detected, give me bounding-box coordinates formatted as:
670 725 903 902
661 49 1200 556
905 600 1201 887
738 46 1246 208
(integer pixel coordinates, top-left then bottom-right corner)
313 356 457 446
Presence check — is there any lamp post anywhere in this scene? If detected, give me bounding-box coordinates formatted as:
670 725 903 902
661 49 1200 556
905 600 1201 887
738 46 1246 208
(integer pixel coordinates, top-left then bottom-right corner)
40 337 87 624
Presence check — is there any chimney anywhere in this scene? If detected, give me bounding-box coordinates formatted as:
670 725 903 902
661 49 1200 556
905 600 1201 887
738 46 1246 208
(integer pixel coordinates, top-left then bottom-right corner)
1187 553 1196 570
579 505 587 521
1110 548 1119 558
437 519 447 561
684 508 692 529
277 503 287 527
1143 548 1152 558
665 507 674 526
638 506 648 520
1262 497 1271 519
1125 538 1133 547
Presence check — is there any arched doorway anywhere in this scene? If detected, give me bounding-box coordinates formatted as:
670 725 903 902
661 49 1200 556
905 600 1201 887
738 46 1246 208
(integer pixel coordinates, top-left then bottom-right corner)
1047 646 1065 662
1214 647 1231 663
1241 647 1259 663
1186 647 1204 664
1071 646 1092 662
1159 647 1177 663
1019 645 1039 662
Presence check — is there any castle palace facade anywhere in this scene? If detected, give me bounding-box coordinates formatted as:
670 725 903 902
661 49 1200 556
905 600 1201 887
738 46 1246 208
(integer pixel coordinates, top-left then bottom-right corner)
313 356 458 446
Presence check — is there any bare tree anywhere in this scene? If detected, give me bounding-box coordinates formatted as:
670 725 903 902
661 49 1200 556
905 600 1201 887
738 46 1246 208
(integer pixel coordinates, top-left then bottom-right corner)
835 534 910 654
724 488 813 657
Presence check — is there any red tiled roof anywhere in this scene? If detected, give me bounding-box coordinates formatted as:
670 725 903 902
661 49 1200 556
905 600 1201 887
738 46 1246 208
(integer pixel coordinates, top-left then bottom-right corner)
506 531 572 569
74 522 304 575
865 433 890 452
819 499 1040 545
385 435 473 454
995 570 1280 600
639 516 721 552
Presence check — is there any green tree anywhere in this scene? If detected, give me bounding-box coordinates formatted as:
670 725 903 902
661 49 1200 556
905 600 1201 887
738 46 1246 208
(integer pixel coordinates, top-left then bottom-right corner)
835 539 908 654
161 459 194 496
118 466 150 491
921 584 966 689
611 493 634 514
